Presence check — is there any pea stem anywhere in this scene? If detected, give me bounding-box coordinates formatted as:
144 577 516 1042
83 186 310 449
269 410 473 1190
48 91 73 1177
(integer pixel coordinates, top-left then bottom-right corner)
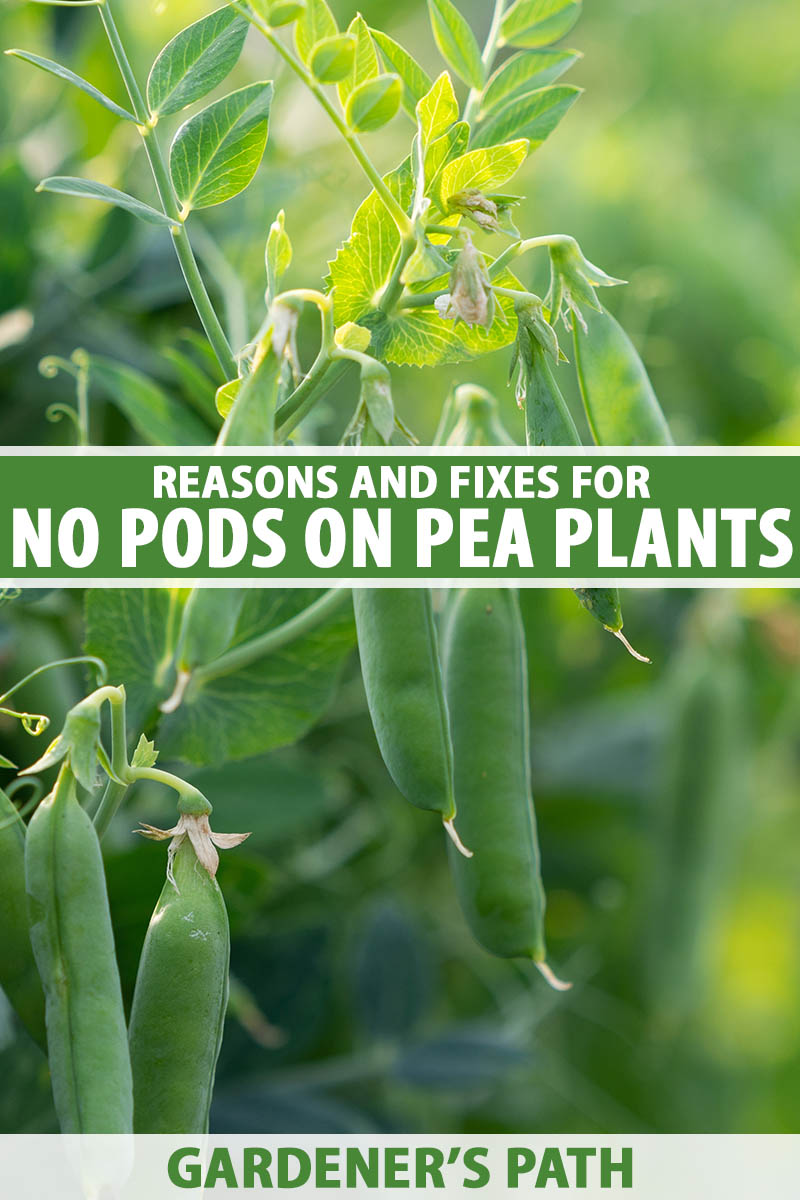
98 0 238 380
462 0 508 128
191 588 351 689
0 656 107 706
232 3 413 238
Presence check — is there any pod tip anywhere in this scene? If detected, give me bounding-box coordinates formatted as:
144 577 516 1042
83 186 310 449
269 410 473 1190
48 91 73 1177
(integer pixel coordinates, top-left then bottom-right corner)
609 628 651 664
444 817 473 859
535 960 573 992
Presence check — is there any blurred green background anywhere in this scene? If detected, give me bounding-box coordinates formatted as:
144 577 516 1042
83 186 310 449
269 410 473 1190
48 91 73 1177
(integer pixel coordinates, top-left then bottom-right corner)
0 0 798 445
1 0 799 1139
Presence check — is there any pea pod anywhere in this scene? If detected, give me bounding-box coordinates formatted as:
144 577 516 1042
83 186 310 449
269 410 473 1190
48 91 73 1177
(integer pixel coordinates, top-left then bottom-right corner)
177 588 246 672
442 588 568 989
25 764 133 1133
0 787 46 1050
354 588 469 856
521 332 647 660
573 305 672 446
129 837 230 1133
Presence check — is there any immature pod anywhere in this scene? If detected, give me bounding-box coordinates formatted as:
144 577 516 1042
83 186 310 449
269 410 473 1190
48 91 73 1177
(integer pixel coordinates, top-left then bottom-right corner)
353 588 468 855
25 765 133 1133
177 588 246 672
442 588 567 988
129 837 230 1133
519 333 645 659
573 306 672 446
0 787 46 1049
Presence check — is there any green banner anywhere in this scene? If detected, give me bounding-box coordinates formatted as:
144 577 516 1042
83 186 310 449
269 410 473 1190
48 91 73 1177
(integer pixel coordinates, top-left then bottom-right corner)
0 449 797 583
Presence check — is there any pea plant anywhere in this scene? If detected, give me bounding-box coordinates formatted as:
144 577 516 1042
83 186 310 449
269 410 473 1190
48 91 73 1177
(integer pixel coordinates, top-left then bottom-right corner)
1 0 677 1134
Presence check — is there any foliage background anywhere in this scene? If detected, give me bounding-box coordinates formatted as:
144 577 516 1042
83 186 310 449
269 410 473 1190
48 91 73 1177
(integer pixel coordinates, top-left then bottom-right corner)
1 0 800 1137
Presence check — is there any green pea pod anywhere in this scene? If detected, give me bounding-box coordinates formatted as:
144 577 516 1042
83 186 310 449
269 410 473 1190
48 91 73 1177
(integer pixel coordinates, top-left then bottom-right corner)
25 765 133 1133
177 588 246 672
353 588 469 856
442 588 568 989
129 837 230 1133
522 337 647 660
573 305 672 446
0 787 46 1050
524 340 580 448
646 608 748 1034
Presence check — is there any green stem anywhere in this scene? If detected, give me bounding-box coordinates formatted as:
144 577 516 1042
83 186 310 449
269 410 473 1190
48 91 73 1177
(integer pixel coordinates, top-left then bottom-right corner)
463 0 507 127
379 234 417 313
125 765 209 814
233 4 412 237
275 355 345 440
98 0 237 379
191 589 351 688
0 656 106 706
93 778 127 840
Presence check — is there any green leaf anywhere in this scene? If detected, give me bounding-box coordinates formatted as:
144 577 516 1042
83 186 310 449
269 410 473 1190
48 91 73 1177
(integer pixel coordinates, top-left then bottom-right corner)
170 81 273 211
294 0 338 63
328 160 519 367
84 589 177 733
337 16 379 107
217 346 281 446
160 346 220 424
215 378 239 418
310 33 356 84
416 71 459 145
345 75 402 133
472 85 580 150
6 49 136 121
85 354 211 445
427 0 485 89
131 733 159 769
369 29 433 116
36 176 173 226
265 209 292 301
146 7 248 117
482 48 582 114
425 121 469 199
500 0 582 49
436 139 530 208
157 590 356 765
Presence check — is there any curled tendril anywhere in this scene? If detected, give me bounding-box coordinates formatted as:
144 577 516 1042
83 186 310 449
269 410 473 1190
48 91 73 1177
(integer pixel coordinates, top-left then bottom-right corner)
0 588 22 607
46 402 83 433
0 708 50 737
38 355 80 381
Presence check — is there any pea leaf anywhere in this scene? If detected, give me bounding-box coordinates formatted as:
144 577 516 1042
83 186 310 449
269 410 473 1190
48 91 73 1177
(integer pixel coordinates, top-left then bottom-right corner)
472 86 581 150
84 589 177 732
170 82 273 211
84 354 211 445
500 0 582 49
345 75 402 134
328 161 520 367
36 177 173 226
6 49 136 121
265 209 292 301
337 15 378 106
294 0 338 63
311 34 357 84
427 0 485 89
369 29 432 116
436 139 530 208
158 590 356 765
482 48 582 115
425 121 469 200
416 71 459 145
146 7 249 118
